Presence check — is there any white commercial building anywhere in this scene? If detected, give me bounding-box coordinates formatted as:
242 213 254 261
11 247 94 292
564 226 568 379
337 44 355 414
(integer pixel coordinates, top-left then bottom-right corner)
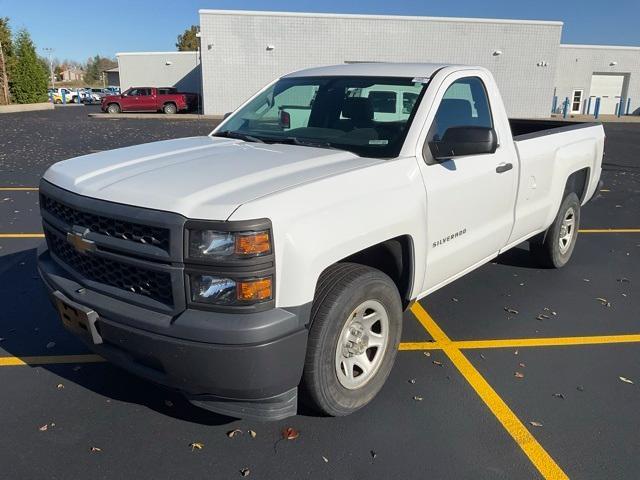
118 9 640 117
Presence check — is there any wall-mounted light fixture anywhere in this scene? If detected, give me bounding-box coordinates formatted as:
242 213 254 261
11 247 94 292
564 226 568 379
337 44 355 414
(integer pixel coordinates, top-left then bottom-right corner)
207 44 213 50
266 44 275 51
165 60 173 66
610 61 618 66
492 50 503 56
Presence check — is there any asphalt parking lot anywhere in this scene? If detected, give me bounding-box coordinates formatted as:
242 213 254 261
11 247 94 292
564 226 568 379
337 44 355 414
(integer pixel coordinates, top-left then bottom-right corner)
1 106 638 479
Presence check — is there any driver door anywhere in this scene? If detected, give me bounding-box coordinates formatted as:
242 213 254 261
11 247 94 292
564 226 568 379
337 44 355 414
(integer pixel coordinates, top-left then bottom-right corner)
419 73 518 293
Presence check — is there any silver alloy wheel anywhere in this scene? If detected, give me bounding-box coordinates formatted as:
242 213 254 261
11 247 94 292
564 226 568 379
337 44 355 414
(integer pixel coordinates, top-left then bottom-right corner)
558 206 576 254
335 299 390 390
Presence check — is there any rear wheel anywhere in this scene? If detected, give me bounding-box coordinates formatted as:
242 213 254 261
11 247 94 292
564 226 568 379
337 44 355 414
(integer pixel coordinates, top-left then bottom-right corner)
530 193 581 268
107 103 120 114
302 263 402 416
163 103 177 114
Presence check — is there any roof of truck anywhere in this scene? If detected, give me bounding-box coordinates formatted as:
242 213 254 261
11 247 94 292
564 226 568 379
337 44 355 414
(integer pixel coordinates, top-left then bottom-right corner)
283 62 453 79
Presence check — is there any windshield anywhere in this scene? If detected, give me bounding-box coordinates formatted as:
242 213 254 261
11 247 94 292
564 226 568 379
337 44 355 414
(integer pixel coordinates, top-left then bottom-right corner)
214 76 429 158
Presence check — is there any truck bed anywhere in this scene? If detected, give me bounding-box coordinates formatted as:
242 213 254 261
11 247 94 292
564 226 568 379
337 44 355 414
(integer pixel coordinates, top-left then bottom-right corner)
509 118 599 141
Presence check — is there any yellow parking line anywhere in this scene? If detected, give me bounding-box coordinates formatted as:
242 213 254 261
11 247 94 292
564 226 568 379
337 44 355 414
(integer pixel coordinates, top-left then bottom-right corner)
0 354 105 367
0 234 45 238
0 187 38 191
410 303 568 480
399 333 640 351
579 229 640 233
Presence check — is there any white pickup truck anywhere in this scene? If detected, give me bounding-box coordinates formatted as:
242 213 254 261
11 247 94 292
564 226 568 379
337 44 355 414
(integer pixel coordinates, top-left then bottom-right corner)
38 63 604 420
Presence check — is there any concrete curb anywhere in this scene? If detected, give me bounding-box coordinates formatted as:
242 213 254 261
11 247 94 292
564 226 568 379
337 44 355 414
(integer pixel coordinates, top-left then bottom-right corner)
88 112 224 121
551 113 640 123
0 102 54 114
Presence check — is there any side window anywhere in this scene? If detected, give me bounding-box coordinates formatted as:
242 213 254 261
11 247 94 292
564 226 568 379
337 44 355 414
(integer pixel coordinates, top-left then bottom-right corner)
128 89 139 96
402 92 418 114
138 89 150 96
428 77 493 142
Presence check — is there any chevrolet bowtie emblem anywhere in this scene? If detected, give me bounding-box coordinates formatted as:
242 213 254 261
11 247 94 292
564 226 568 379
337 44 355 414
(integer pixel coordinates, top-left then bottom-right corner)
66 230 96 254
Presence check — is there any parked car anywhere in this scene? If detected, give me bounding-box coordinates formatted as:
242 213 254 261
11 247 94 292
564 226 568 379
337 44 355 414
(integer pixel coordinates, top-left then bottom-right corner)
38 63 604 421
82 88 108 104
101 87 198 114
48 87 77 104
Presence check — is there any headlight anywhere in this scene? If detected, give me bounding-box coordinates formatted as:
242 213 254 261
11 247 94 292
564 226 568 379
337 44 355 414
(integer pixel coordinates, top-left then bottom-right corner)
188 229 271 260
189 274 273 305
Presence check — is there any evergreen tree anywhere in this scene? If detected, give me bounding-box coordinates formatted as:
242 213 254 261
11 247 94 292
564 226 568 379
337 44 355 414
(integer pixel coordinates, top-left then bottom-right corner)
176 25 199 51
9 29 48 103
0 17 13 104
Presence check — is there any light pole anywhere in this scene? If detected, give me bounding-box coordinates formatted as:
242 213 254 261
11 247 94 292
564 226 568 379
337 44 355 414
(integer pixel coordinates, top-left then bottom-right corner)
43 47 55 88
195 30 203 114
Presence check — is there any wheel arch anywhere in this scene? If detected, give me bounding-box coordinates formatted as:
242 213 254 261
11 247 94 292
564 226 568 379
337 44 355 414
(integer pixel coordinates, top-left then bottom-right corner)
564 167 590 203
315 235 415 312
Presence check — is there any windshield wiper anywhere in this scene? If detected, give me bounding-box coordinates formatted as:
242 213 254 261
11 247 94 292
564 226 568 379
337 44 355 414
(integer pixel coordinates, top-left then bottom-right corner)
263 137 342 151
214 131 265 143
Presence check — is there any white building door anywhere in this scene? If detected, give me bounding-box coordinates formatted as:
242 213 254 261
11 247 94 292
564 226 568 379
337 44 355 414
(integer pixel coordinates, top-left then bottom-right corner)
589 74 624 114
571 89 583 113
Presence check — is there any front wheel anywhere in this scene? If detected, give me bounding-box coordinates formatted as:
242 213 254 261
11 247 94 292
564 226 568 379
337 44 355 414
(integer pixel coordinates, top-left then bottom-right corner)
530 193 581 268
106 103 120 114
302 263 402 416
163 103 177 114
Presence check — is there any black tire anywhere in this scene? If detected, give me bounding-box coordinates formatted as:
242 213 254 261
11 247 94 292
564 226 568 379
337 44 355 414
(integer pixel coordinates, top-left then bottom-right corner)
107 103 120 114
530 192 581 268
163 103 177 114
301 263 402 416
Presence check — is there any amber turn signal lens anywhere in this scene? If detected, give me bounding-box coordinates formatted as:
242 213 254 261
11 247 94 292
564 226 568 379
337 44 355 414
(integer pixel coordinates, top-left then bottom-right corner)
237 277 272 302
235 231 271 256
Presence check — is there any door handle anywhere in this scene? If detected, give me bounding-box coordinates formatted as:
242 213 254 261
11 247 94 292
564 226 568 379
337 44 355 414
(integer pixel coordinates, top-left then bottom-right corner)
496 162 513 174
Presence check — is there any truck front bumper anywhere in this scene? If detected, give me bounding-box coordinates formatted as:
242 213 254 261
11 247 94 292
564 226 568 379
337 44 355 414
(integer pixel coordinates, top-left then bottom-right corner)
38 248 309 421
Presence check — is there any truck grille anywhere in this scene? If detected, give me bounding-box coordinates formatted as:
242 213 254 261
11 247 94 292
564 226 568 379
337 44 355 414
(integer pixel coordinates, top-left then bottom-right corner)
41 194 170 252
45 228 174 306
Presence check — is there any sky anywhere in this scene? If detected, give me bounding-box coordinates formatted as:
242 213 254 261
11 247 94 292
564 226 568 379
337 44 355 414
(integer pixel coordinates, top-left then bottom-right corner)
1 0 639 62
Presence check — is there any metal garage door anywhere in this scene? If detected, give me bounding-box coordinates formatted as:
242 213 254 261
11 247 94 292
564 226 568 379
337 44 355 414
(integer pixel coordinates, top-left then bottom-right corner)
588 74 624 115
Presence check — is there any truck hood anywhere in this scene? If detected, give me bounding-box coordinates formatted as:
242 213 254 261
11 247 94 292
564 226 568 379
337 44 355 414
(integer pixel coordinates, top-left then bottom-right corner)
43 136 381 219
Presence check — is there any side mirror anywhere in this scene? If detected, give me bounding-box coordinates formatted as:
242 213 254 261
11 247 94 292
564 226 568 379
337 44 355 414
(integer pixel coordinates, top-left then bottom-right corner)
223 112 233 119
427 126 498 161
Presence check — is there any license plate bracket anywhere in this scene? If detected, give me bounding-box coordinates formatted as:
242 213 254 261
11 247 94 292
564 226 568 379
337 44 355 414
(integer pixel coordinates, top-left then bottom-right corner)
53 291 103 345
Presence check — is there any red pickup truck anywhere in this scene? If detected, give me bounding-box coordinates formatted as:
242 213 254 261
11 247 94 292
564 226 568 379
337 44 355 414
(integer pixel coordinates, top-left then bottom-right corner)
101 87 198 114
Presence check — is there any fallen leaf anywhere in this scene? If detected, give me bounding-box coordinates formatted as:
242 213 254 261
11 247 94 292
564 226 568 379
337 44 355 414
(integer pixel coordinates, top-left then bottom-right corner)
596 297 611 307
227 429 243 438
514 350 519 356
519 363 526 368
504 307 519 315
90 447 101 452
164 400 173 407
619 376 634 384
480 353 486 360
529 421 543 427
282 427 299 440
56 383 64 390
423 352 431 357
583 278 590 282
322 456 329 463
46 341 56 349
413 396 423 401
432 360 443 367
576 385 585 392
38 424 49 431
189 442 204 451
408 378 416 384
72 366 82 372
248 430 257 438
552 393 565 399
536 314 550 321
240 467 250 477
370 450 377 460
514 371 525 378
451 297 459 302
